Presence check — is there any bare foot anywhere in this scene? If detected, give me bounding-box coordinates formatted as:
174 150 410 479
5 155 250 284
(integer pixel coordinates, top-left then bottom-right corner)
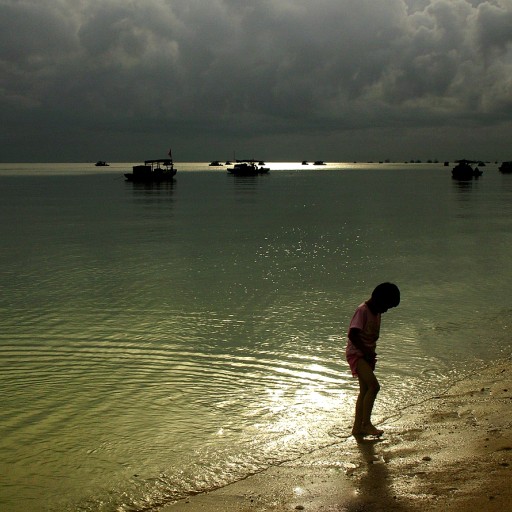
360 424 384 437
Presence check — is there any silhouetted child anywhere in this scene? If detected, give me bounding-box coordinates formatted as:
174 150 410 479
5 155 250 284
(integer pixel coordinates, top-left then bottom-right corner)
346 283 400 437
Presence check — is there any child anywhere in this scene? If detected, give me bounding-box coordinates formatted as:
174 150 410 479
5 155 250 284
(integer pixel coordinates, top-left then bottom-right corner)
346 282 400 437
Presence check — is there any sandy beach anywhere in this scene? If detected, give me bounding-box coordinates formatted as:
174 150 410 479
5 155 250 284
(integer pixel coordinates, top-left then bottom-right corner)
160 358 511 512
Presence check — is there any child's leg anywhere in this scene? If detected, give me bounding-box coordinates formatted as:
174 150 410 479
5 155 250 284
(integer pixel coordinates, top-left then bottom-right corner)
351 381 365 435
353 359 383 436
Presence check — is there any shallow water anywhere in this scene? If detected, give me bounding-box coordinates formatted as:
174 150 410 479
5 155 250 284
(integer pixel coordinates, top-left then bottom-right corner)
1 162 511 511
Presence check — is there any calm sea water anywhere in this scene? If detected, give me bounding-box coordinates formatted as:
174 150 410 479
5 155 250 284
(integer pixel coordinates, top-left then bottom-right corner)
1 162 512 511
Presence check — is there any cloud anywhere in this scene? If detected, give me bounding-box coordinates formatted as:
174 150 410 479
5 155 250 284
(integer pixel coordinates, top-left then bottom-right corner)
1 0 512 161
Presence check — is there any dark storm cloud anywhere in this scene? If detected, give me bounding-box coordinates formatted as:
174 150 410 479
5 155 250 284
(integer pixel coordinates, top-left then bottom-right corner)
1 0 512 161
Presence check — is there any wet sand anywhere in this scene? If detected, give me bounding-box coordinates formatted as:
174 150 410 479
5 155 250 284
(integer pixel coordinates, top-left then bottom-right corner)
160 359 511 512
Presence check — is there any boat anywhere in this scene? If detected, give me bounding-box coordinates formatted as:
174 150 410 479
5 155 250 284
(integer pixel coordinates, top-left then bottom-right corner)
125 159 176 182
313 161 326 165
227 161 259 175
125 150 176 182
499 161 512 173
451 160 482 180
209 160 223 166
301 161 309 165
227 161 269 176
95 161 109 166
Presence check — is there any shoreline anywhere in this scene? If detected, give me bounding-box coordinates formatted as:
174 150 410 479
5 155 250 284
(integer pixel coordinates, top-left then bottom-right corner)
160 358 511 512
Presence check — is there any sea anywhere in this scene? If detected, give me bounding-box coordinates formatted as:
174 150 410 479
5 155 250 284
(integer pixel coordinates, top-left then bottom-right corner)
1 161 511 512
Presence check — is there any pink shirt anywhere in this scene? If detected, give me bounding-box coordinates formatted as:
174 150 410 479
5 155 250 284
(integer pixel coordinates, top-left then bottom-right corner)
345 303 381 376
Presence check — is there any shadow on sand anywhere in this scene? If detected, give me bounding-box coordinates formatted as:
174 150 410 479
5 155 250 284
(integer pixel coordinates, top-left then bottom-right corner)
345 435 410 511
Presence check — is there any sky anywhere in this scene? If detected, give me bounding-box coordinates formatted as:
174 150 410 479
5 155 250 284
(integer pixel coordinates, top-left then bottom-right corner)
2 0 512 163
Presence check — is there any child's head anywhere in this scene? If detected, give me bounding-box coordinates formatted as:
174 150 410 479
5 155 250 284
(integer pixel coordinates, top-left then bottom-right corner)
371 282 400 313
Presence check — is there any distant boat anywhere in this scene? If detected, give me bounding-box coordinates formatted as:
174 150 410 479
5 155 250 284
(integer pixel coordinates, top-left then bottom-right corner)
125 149 177 182
227 162 258 175
227 161 269 176
95 161 109 167
451 160 482 180
302 161 309 165
209 161 223 166
313 161 326 165
125 159 176 182
499 161 512 174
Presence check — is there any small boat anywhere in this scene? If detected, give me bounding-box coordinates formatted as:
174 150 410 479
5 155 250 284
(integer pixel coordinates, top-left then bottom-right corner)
95 161 109 166
227 161 269 176
301 161 309 165
451 160 482 180
499 161 512 173
313 161 326 165
125 151 176 182
209 160 223 166
227 161 259 176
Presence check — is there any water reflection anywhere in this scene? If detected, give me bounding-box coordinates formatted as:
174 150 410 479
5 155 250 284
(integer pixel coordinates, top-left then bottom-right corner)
451 179 476 192
230 174 259 187
126 179 176 209
127 180 176 194
229 174 264 202
451 178 479 211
